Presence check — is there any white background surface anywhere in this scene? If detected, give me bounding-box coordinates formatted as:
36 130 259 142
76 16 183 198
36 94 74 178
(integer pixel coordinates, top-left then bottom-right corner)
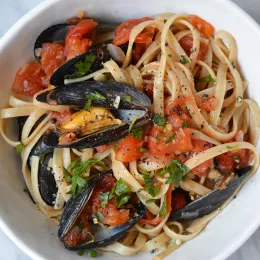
0 0 260 259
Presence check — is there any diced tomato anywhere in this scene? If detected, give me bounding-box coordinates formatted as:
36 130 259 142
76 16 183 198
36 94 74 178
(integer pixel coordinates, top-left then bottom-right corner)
116 135 144 162
195 94 217 111
191 139 213 177
113 17 154 46
41 43 66 77
64 19 97 60
66 17 82 23
217 130 251 173
139 185 172 225
52 110 72 126
11 63 49 96
148 126 193 158
90 175 130 226
96 144 109 153
187 15 215 38
179 35 208 62
171 190 188 212
132 43 149 64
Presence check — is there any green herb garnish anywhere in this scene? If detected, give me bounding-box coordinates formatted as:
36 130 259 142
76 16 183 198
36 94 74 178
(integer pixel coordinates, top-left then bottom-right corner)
146 199 156 204
128 115 139 133
181 55 189 64
77 249 85 256
77 222 84 230
99 192 110 208
88 249 98 258
158 160 189 187
132 127 143 140
16 141 25 154
168 53 172 58
95 212 105 222
237 96 243 103
165 133 176 143
140 147 148 153
122 95 132 103
84 91 105 111
159 196 167 217
116 194 130 207
63 167 72 183
226 145 239 151
153 113 166 127
65 53 96 79
40 148 54 164
182 122 188 128
114 178 131 196
67 159 101 197
143 175 159 197
196 75 216 83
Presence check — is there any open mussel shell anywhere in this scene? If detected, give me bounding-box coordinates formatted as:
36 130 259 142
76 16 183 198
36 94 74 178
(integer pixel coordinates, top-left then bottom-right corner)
18 117 57 206
43 110 151 149
37 81 151 110
50 46 111 87
58 170 146 250
34 23 76 62
169 166 252 221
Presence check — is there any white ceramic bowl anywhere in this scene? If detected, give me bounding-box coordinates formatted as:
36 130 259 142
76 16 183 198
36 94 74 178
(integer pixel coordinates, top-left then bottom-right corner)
1 0 260 259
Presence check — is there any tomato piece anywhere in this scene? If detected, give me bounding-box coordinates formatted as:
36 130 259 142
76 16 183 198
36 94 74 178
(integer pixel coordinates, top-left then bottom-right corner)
148 126 193 158
11 63 48 96
41 43 66 77
217 130 250 173
116 135 144 162
191 139 213 177
187 15 215 38
135 26 156 43
143 80 154 100
179 35 208 62
132 43 149 64
113 17 153 46
66 17 82 23
171 190 188 212
64 19 97 60
96 144 109 153
195 94 217 111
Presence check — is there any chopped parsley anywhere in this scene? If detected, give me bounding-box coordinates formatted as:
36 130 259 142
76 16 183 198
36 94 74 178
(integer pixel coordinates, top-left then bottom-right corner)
146 199 156 204
140 147 148 153
181 55 189 64
153 113 166 127
168 53 172 58
88 249 98 258
77 222 84 230
131 127 143 140
99 192 110 208
159 196 167 217
84 91 105 111
40 148 54 164
16 141 25 154
158 160 189 187
116 194 130 207
182 122 188 128
165 133 176 143
63 168 72 183
77 249 85 256
129 115 139 133
65 53 96 79
195 75 216 83
95 212 105 222
113 178 131 197
226 145 239 151
143 175 159 197
122 95 132 103
66 159 101 197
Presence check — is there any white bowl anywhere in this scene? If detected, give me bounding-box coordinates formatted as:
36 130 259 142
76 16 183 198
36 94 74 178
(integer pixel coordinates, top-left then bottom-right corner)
0 0 260 259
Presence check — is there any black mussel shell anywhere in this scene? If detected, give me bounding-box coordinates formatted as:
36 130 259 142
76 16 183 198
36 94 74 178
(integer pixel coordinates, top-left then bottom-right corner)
43 110 151 149
169 166 252 221
58 170 145 249
34 23 76 62
50 47 111 88
18 117 57 206
36 81 151 110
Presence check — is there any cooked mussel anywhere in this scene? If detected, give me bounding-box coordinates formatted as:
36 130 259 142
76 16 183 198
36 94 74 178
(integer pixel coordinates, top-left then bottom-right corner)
18 117 57 206
35 81 152 148
50 47 111 88
58 170 146 250
169 166 252 221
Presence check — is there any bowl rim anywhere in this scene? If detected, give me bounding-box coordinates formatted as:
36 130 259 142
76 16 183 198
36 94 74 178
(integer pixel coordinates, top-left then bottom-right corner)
1 0 260 259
